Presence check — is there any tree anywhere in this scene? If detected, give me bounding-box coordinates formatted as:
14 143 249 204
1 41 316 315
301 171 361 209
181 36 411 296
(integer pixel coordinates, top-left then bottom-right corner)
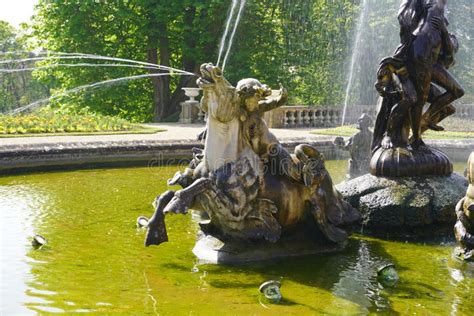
32 0 228 122
29 0 472 121
0 21 50 113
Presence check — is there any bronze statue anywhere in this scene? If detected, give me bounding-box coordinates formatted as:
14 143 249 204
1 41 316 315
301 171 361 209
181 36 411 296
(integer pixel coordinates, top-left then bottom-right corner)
454 152 474 261
371 0 464 177
334 114 373 179
145 63 360 253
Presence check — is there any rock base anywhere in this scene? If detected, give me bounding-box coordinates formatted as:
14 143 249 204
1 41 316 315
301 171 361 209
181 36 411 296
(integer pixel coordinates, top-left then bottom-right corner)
192 233 344 264
336 173 468 239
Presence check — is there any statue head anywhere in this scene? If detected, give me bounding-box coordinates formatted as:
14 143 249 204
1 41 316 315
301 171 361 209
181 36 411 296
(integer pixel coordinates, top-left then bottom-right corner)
197 63 229 89
357 113 373 131
236 78 271 112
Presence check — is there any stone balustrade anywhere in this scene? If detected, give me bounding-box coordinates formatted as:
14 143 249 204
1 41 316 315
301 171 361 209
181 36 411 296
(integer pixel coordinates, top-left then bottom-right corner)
455 104 474 119
264 106 339 128
180 100 473 128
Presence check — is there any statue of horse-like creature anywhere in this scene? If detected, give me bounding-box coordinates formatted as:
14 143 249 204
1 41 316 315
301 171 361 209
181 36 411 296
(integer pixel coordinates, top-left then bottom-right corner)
145 63 359 248
455 152 474 260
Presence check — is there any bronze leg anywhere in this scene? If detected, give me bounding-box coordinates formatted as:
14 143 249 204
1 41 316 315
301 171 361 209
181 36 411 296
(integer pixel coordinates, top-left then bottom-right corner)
428 63 464 118
163 178 212 214
385 76 416 148
421 83 455 133
409 60 432 148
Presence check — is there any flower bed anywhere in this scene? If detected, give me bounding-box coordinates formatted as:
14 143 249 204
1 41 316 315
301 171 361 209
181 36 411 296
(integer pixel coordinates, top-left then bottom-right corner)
0 108 134 134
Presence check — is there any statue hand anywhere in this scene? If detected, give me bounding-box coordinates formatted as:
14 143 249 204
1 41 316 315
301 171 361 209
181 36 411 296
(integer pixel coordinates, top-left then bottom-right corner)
277 83 288 103
444 55 455 68
430 16 445 31
375 81 389 97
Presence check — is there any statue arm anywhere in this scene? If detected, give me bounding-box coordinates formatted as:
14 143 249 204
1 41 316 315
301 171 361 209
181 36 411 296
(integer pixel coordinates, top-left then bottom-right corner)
440 26 454 58
429 14 454 59
258 84 288 113
334 136 352 151
345 137 353 150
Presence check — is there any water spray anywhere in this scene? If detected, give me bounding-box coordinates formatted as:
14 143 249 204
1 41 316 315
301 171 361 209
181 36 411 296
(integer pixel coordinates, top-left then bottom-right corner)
7 72 193 115
221 0 247 72
217 0 238 67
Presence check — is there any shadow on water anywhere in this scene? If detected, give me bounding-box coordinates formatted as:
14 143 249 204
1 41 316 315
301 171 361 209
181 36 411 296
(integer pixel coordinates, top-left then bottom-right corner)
195 237 408 314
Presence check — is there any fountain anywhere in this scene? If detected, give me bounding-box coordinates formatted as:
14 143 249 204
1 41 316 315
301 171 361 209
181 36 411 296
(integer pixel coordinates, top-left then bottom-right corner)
145 63 360 263
1 2 473 313
337 0 469 238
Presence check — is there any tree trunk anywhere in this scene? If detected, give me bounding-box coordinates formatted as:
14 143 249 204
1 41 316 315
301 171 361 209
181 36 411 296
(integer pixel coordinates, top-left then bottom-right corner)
168 6 198 116
147 21 171 122
147 47 162 121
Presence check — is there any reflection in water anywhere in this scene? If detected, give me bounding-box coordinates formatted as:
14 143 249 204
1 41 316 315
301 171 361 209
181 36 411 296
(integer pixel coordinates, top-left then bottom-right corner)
331 240 391 312
447 257 474 316
0 163 472 314
0 184 51 314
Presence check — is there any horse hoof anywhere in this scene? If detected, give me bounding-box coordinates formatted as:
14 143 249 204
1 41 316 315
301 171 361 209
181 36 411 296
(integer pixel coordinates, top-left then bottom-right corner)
163 196 189 215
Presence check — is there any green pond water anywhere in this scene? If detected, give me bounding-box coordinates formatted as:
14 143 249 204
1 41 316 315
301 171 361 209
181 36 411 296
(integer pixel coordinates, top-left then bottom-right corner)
1 161 473 315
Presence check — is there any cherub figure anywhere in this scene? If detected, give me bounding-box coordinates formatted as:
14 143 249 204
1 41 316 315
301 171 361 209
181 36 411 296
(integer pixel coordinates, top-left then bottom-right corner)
236 78 319 186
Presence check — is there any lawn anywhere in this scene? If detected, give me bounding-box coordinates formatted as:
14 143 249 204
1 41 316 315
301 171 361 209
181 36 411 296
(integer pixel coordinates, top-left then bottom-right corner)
312 117 474 140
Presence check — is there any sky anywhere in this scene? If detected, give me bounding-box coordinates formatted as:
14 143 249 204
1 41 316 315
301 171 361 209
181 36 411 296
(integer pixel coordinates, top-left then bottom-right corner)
0 0 38 27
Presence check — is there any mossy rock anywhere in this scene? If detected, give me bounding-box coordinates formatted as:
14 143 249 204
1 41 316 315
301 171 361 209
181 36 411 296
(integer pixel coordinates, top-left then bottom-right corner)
336 173 468 238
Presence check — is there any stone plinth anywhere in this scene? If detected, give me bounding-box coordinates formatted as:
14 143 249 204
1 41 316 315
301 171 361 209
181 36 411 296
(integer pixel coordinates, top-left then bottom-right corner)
192 232 344 264
336 173 468 238
370 146 452 177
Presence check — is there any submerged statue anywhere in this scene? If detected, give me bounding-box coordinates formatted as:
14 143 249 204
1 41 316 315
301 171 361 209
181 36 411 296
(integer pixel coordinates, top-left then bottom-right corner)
334 114 373 179
455 152 474 261
145 63 359 259
371 0 464 177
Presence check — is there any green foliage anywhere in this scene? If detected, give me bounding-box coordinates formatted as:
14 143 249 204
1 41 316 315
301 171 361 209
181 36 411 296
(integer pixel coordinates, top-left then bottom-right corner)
0 106 134 134
31 0 228 122
448 0 474 103
0 21 50 113
2 0 471 122
224 0 358 106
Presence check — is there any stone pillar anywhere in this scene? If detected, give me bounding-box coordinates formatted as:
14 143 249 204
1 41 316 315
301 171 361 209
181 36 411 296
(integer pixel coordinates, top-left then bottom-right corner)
179 101 199 124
